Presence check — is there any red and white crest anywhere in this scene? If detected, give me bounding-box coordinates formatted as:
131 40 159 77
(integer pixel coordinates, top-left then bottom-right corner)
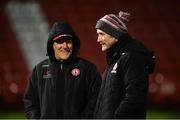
71 68 80 76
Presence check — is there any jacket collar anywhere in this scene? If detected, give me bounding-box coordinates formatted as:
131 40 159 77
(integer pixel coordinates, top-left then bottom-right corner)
106 35 131 65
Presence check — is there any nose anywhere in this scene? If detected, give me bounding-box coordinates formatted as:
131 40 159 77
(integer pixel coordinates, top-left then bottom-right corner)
56 42 68 49
97 35 102 42
61 42 68 48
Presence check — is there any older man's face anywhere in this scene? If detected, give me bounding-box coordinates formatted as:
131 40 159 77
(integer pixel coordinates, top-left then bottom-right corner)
96 29 118 52
53 38 73 61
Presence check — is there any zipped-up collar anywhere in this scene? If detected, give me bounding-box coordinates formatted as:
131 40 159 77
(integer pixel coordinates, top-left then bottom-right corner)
106 36 131 65
60 63 63 70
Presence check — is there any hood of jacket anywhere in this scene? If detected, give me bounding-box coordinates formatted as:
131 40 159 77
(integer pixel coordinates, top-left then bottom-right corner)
47 21 80 63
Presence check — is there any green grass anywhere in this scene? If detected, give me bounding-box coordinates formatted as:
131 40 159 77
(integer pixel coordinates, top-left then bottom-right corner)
0 111 26 119
147 109 180 119
0 109 180 119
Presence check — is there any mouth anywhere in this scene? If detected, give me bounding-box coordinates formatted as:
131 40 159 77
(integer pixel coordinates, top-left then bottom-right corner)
99 41 103 44
59 48 72 53
101 43 106 47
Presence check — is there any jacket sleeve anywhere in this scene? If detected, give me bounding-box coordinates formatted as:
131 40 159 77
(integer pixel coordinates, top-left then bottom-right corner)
81 64 102 118
23 66 41 119
114 52 149 118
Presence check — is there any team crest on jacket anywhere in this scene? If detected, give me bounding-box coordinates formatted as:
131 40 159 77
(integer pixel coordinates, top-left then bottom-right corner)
42 64 51 78
111 63 117 73
71 68 80 76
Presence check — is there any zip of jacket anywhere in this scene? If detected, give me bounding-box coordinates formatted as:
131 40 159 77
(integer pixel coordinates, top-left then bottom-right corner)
56 62 65 118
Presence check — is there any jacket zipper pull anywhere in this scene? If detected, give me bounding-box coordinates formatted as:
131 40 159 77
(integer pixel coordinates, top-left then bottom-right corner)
60 63 63 70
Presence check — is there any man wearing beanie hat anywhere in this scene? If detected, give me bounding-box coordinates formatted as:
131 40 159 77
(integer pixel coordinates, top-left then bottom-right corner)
94 11 155 119
23 21 101 119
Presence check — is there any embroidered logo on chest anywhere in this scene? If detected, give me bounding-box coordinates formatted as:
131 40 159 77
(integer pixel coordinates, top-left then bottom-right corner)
71 68 80 76
42 64 52 78
111 63 118 73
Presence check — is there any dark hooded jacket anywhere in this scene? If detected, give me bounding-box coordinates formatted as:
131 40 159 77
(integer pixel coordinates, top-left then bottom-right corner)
23 22 101 119
94 34 155 119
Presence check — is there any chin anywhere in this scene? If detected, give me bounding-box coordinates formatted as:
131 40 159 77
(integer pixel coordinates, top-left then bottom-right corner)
102 47 108 52
61 56 70 60
102 49 106 52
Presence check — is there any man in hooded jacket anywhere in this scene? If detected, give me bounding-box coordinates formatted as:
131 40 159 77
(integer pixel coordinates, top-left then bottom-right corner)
23 21 101 119
94 11 155 119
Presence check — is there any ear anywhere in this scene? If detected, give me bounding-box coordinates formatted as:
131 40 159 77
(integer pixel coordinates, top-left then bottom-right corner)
112 36 118 42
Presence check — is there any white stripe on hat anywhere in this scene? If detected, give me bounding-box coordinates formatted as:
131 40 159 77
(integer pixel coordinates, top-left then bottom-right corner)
100 15 128 33
110 14 128 31
106 15 128 32
100 16 127 33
